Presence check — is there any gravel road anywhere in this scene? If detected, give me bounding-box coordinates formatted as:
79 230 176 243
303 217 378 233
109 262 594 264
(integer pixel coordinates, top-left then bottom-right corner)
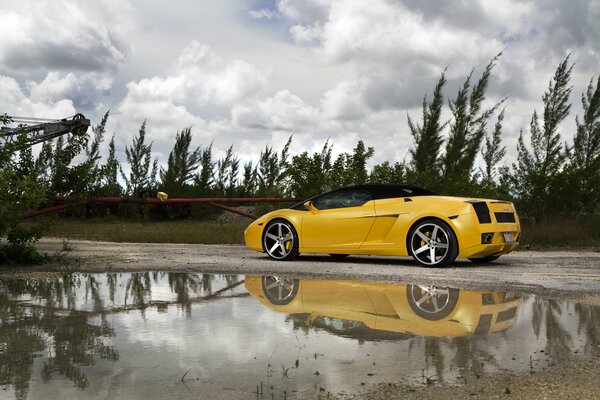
16 239 599 300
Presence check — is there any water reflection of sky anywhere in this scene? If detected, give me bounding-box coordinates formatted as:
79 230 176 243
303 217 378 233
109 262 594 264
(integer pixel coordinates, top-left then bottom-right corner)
0 273 598 400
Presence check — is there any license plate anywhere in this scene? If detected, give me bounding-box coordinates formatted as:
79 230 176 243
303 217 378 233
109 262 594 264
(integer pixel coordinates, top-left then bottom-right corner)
503 232 515 243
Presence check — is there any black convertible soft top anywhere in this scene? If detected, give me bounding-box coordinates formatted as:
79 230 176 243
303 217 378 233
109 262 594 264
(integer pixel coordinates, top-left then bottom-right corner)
290 184 436 210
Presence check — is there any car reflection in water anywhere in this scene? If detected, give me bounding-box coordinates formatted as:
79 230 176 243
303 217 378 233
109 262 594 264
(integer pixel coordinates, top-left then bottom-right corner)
246 275 521 339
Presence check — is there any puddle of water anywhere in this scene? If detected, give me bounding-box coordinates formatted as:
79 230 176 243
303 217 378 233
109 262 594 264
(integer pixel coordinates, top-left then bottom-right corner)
0 272 598 399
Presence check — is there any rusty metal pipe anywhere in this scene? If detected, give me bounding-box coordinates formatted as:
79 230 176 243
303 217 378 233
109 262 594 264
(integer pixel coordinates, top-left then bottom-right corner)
22 196 304 220
53 196 302 204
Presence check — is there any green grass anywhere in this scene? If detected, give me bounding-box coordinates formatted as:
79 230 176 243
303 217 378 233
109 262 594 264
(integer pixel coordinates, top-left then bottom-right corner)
43 220 247 244
519 218 600 250
30 217 600 250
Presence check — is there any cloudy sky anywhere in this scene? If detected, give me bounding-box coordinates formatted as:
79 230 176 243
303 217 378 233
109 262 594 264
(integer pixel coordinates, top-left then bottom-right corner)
1 0 599 168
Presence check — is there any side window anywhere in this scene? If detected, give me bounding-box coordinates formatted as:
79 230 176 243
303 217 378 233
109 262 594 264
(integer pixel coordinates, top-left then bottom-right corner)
312 190 372 210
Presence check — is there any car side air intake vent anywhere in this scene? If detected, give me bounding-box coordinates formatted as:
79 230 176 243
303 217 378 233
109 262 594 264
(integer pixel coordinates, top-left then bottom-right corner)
465 200 491 223
495 212 516 223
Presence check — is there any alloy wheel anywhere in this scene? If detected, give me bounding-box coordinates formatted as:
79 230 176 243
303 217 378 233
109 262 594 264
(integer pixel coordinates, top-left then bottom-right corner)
410 223 450 266
263 221 298 260
261 275 299 305
406 284 459 320
409 285 451 314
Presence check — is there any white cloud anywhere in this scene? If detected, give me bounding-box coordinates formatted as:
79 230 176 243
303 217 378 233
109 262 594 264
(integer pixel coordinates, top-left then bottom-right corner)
122 41 270 110
290 22 324 43
321 79 368 120
0 0 133 72
26 72 113 110
112 41 273 160
0 75 76 118
2 0 599 172
319 1 502 70
232 90 319 132
277 0 331 22
248 8 280 21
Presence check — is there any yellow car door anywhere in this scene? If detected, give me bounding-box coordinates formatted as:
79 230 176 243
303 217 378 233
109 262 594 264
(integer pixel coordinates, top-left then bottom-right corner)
300 279 378 328
301 189 376 251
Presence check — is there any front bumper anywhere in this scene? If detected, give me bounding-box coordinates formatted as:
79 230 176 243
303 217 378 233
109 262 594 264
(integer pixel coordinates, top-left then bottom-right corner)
244 222 264 252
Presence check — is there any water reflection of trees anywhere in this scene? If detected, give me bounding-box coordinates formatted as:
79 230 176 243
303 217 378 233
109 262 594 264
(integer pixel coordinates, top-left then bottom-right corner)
575 302 600 357
41 314 118 390
0 272 245 399
285 293 600 385
119 272 244 317
405 335 501 384
168 273 204 317
124 272 154 317
531 297 573 357
0 303 46 400
0 278 118 400
422 297 594 384
415 296 600 384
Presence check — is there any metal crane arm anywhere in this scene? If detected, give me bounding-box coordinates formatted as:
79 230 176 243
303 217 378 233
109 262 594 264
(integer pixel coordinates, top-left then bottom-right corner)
0 113 90 147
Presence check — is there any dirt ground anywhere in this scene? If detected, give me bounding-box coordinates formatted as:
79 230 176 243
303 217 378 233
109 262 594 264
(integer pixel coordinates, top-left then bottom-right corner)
2 238 600 399
328 356 600 400
9 238 599 302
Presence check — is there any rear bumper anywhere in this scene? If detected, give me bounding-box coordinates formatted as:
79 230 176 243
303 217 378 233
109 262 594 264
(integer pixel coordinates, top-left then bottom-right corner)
451 211 520 259
459 241 519 259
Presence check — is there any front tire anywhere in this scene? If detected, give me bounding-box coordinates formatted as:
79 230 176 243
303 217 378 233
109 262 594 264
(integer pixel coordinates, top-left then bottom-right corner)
408 219 458 268
261 276 299 305
263 219 299 261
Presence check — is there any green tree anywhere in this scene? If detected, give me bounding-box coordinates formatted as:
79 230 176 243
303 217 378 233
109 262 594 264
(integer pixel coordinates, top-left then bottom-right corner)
481 109 507 182
194 143 215 195
329 140 374 188
476 109 507 198
99 134 121 196
257 136 292 197
0 117 48 262
369 161 405 184
120 121 158 195
215 145 239 196
569 76 600 214
81 110 109 195
49 128 90 196
442 53 503 193
407 71 447 188
159 127 201 196
287 140 333 197
35 141 53 190
241 161 258 196
512 56 573 218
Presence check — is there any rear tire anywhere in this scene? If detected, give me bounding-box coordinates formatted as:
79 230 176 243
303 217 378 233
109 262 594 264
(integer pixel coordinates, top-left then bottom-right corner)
406 284 459 321
408 219 458 268
468 255 500 263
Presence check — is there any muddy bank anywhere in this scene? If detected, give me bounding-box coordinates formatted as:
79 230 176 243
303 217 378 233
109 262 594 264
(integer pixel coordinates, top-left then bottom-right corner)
1 238 599 300
328 356 600 400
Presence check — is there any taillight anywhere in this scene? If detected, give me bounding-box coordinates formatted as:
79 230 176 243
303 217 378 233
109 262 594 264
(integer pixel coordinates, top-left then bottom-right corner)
465 200 491 223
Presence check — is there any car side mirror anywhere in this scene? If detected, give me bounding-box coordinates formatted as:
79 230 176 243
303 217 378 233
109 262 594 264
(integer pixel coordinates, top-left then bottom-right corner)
304 201 317 213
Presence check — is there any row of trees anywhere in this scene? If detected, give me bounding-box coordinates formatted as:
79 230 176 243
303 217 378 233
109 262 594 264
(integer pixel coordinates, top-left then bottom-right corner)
1 54 599 244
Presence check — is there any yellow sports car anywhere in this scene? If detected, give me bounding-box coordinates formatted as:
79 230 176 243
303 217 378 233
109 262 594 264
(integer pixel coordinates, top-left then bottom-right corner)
245 275 521 337
244 184 520 267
